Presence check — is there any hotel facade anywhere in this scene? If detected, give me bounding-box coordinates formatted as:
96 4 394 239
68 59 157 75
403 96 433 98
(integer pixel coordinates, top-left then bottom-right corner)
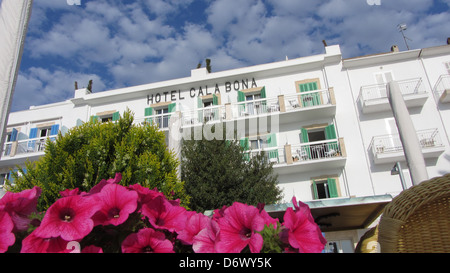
1 42 449 252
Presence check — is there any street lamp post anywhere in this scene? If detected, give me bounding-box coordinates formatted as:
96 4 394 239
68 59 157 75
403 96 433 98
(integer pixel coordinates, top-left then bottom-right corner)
391 162 407 191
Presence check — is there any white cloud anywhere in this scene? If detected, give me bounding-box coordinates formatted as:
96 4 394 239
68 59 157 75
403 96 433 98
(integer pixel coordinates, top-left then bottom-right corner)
12 0 450 112
13 68 106 110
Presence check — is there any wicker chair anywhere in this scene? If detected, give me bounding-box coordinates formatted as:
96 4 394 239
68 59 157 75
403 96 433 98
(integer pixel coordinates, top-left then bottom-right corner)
378 173 450 253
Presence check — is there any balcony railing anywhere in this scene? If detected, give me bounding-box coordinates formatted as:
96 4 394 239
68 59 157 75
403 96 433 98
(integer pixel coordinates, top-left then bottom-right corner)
283 89 333 111
135 113 172 129
370 128 444 156
243 146 285 164
290 139 343 162
242 138 345 168
233 96 279 118
181 105 225 126
360 78 426 103
433 74 450 103
2 137 57 157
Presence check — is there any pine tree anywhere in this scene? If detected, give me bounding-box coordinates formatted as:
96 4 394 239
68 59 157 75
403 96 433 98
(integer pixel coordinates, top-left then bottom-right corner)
181 124 282 212
8 109 189 211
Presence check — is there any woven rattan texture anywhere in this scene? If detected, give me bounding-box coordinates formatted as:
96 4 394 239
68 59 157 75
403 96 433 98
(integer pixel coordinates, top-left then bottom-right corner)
378 173 450 253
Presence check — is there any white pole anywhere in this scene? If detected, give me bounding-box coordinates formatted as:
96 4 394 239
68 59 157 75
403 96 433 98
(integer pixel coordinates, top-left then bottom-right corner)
0 0 33 160
387 81 428 185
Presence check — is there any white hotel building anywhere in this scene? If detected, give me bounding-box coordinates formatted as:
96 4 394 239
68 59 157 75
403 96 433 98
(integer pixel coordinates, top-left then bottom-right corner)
1 41 450 252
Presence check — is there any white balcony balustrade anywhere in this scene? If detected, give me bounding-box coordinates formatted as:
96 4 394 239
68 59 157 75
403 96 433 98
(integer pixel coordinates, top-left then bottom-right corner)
181 105 225 127
135 113 172 130
370 128 445 164
433 74 450 103
359 78 428 114
2 136 56 158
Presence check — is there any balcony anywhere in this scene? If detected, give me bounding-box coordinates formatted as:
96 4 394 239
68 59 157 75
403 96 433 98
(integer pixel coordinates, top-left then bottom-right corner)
181 105 226 127
1 137 56 167
359 78 428 114
433 74 450 104
243 138 347 175
134 113 172 130
370 128 445 164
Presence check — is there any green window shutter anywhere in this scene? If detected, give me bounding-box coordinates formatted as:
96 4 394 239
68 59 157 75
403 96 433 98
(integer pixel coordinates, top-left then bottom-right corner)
299 82 318 93
145 107 153 116
197 97 203 122
240 137 250 161
90 115 99 124
299 82 320 106
312 181 319 200
260 87 266 98
325 124 337 139
168 103 176 113
327 178 338 198
112 111 120 121
300 128 309 143
267 133 278 160
267 133 277 147
237 91 245 102
300 128 311 159
213 94 219 105
239 137 249 150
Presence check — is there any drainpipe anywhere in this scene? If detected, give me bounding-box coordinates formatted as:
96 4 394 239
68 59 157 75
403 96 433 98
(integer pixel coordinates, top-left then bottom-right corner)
387 81 428 185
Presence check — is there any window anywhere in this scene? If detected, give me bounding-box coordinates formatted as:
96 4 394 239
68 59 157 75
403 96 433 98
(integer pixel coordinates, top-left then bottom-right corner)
0 173 8 188
101 116 113 123
300 124 339 159
241 133 279 163
373 71 394 98
312 177 339 199
155 107 169 128
91 111 120 124
237 87 267 116
295 79 322 107
40 127 50 138
145 104 175 128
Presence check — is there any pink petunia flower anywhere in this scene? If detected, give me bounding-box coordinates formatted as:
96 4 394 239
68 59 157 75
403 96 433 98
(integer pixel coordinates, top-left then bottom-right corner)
0 186 41 232
0 211 15 253
34 195 100 241
141 195 187 233
21 230 71 253
60 188 87 197
88 173 122 194
92 183 138 226
82 245 103 253
192 219 220 253
177 211 209 245
215 202 265 253
128 183 164 211
121 228 174 253
257 203 279 229
282 198 326 253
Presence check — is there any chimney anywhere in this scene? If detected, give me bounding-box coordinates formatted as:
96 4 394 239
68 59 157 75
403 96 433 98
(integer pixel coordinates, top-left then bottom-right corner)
391 45 400 52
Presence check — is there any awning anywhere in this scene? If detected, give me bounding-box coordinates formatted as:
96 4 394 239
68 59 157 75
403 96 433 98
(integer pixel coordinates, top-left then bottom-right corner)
265 195 392 232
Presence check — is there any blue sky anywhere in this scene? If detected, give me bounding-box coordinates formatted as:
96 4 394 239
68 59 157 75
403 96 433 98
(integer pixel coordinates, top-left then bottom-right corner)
11 0 450 111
